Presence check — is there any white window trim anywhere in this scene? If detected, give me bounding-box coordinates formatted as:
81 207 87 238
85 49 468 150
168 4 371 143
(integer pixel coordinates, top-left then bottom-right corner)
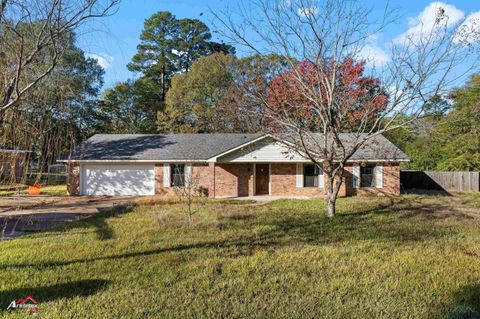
253 163 256 194
296 163 303 188
319 166 324 188
163 163 171 187
185 163 193 187
375 163 383 189
353 165 360 189
268 163 272 195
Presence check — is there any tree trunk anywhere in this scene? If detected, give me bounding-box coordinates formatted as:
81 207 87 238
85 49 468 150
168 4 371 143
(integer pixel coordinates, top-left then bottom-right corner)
326 196 336 218
325 167 344 218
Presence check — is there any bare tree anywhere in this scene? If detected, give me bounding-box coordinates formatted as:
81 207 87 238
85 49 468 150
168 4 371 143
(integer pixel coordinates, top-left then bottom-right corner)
213 0 479 217
0 0 119 125
172 164 208 222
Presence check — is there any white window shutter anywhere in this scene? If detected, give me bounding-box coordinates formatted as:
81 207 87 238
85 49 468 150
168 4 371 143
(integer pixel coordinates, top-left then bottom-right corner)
318 166 324 188
296 163 303 188
163 164 171 187
375 163 383 188
352 165 360 188
185 163 193 186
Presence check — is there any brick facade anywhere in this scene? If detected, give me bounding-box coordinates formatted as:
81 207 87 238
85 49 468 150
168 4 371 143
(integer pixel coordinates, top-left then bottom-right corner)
68 161 401 198
155 163 400 198
344 162 400 196
154 164 211 196
213 163 254 197
270 163 325 197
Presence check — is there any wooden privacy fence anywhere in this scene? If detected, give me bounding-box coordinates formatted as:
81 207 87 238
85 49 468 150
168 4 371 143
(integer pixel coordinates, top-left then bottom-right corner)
401 170 480 192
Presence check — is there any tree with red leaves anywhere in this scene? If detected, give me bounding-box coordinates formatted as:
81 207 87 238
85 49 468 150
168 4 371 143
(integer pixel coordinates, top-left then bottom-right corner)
267 59 388 132
215 0 478 217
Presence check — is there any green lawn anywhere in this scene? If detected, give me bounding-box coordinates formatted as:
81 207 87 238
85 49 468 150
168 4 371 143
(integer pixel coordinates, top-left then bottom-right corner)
0 194 479 318
0 184 67 197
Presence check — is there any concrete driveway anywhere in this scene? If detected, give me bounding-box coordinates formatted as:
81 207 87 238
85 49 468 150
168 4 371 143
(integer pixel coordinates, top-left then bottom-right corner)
0 196 136 239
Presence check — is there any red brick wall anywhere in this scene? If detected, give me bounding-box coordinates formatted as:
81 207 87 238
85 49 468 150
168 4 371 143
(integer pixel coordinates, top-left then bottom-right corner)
67 163 80 195
344 162 400 196
270 163 325 197
214 163 253 197
193 164 211 195
154 164 211 196
69 161 401 197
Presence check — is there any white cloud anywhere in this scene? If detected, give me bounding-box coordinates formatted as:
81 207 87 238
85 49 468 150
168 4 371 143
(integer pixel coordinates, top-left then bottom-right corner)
394 2 464 44
297 6 318 18
454 11 480 45
358 44 390 67
86 53 114 69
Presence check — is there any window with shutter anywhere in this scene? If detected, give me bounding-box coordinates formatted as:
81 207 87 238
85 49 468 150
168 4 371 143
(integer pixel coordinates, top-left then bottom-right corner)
360 164 376 188
171 164 185 187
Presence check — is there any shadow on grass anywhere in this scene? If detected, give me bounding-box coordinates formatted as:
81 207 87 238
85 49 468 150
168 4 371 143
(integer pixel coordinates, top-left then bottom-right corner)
91 205 135 240
434 284 480 319
36 203 137 241
341 196 475 222
401 188 453 196
0 196 466 271
0 238 277 271
0 279 109 308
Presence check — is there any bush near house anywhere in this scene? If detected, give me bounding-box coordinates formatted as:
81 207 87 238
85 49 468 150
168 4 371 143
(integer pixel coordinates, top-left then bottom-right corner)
0 194 479 318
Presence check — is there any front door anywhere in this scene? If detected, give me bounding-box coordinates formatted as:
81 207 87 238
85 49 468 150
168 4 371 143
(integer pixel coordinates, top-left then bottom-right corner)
255 164 269 195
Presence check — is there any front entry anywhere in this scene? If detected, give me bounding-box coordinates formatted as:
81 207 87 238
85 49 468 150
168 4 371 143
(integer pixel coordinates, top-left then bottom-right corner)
255 164 269 195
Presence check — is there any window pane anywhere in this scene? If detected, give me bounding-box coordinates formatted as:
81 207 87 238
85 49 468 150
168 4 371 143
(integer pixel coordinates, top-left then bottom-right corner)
303 164 318 187
360 164 375 187
171 164 185 187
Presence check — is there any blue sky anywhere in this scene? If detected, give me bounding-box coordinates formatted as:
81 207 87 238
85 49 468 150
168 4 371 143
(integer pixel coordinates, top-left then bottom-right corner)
76 0 480 91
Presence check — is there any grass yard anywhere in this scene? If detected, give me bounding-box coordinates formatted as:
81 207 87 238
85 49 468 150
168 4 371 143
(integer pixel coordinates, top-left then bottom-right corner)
0 193 479 318
0 184 67 197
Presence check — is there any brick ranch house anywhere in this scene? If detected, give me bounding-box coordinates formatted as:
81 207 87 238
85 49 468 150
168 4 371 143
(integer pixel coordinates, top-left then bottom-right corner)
63 134 409 197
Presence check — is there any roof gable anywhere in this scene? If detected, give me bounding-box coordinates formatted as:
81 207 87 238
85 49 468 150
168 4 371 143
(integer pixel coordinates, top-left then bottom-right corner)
216 137 308 162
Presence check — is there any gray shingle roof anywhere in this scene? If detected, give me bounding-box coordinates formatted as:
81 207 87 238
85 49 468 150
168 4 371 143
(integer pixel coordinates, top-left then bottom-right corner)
71 134 263 161
348 134 409 161
290 133 409 161
69 133 408 161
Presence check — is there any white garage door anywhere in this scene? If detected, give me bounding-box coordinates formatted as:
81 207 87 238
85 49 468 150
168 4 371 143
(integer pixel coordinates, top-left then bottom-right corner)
81 164 155 196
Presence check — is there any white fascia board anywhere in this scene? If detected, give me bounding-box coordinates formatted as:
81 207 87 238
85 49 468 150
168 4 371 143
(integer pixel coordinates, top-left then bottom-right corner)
58 158 408 164
345 159 410 163
220 159 313 163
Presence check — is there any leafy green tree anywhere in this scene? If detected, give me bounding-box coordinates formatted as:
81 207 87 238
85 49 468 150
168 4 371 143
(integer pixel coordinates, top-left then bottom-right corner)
436 74 480 171
159 53 236 133
175 19 234 72
386 75 480 171
405 137 445 170
0 0 118 126
159 53 287 133
127 11 178 113
127 11 235 124
2 32 104 175
97 81 156 134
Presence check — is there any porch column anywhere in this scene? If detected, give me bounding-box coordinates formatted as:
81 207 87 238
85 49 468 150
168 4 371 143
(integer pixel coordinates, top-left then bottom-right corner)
209 162 215 198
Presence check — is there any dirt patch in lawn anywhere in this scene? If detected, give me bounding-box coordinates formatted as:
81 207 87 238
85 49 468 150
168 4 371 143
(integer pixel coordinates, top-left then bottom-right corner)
0 196 136 239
